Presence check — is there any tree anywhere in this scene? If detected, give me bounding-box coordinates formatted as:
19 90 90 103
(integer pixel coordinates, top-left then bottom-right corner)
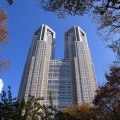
0 87 60 120
6 0 120 41
34 0 120 40
61 103 91 120
54 110 75 120
107 39 120 62
38 0 93 18
91 65 120 120
0 7 8 44
0 86 44 120
7 0 13 5
107 39 120 54
0 7 10 75
0 86 19 119
6 0 120 40
22 95 44 120
92 0 120 40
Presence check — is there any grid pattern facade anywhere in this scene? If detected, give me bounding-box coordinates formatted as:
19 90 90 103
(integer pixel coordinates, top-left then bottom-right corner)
18 24 98 109
46 60 72 108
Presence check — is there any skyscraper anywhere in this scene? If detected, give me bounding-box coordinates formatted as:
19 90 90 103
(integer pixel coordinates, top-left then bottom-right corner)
18 24 98 109
0 79 4 93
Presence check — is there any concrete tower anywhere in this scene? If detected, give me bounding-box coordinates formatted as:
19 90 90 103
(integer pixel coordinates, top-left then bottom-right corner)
64 26 97 105
18 25 97 109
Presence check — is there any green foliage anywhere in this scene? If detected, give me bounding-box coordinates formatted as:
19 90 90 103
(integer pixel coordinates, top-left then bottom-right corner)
0 86 44 120
1 76 120 120
49 90 53 108
55 111 76 120
0 86 18 119
23 95 44 120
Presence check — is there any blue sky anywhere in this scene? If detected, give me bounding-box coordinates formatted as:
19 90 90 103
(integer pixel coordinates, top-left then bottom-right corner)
0 0 115 97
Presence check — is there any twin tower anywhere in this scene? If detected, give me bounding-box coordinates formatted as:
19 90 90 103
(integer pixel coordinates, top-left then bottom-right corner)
18 24 98 109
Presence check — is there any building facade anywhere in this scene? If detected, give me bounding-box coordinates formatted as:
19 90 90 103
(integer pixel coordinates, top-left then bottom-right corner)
0 79 4 93
18 24 98 109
